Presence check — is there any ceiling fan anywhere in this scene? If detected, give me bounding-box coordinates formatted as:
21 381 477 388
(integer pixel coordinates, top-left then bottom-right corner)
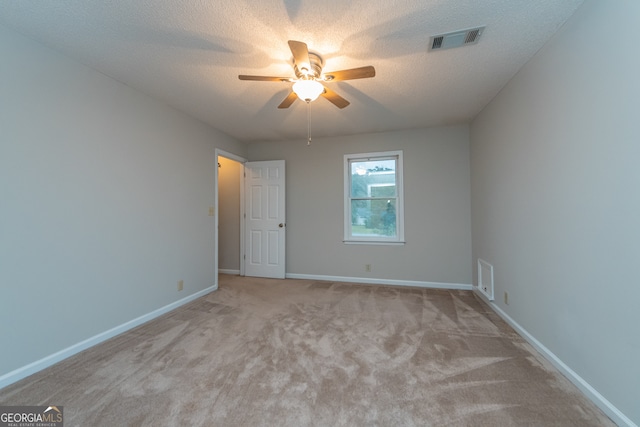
238 40 375 109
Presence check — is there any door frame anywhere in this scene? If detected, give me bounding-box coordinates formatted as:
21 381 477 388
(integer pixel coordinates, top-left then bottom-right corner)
215 149 247 288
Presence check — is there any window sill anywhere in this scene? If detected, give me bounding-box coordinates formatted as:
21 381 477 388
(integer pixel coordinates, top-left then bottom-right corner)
343 240 406 246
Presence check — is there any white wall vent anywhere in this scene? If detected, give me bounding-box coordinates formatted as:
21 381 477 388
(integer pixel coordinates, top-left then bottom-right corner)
477 258 494 301
429 26 485 51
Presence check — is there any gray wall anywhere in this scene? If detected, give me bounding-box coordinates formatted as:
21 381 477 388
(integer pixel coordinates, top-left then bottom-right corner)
0 24 246 376
470 0 640 423
248 126 471 285
218 156 242 271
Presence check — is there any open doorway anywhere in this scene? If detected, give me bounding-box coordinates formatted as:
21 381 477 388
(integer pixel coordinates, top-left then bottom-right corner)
215 149 246 287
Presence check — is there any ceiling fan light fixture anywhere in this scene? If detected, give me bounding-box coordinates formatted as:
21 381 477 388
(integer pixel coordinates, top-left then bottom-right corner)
293 79 324 102
239 40 374 109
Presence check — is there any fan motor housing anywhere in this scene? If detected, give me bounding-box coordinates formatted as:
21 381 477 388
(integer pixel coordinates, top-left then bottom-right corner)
294 52 324 79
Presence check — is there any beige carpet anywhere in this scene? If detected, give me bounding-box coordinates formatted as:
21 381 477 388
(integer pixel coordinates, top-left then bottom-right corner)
0 275 614 426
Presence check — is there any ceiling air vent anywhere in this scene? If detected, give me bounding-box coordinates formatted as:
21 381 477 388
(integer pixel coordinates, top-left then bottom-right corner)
429 26 485 51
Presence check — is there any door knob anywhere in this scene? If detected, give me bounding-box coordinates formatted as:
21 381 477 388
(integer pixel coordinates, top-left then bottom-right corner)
279 223 284 228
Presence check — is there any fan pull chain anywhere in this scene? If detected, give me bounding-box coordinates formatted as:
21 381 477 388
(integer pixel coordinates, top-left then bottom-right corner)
306 100 312 146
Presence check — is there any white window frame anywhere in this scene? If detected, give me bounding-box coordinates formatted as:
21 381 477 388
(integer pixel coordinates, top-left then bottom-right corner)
344 150 405 245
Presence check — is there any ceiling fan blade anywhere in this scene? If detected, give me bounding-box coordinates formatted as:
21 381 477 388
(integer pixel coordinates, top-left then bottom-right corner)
321 86 350 109
323 66 376 81
238 75 290 82
278 91 298 109
288 40 311 69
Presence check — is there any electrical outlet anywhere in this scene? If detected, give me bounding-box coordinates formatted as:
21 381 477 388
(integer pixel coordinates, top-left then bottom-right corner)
504 291 509 305
178 280 184 291
365 264 371 272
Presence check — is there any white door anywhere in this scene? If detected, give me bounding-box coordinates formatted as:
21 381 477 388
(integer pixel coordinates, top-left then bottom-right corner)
244 160 285 278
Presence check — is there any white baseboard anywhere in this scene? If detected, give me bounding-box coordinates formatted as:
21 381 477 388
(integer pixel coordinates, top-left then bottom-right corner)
286 273 473 290
0 285 217 390
473 288 636 427
219 269 240 275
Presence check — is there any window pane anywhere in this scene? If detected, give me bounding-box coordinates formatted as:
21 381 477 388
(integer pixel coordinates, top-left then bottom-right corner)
350 159 396 197
370 184 395 198
351 199 397 237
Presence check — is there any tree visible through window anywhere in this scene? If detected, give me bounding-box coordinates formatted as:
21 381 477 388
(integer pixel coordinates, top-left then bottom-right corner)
344 151 404 243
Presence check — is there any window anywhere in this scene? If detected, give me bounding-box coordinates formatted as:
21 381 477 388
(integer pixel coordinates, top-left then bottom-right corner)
344 150 404 244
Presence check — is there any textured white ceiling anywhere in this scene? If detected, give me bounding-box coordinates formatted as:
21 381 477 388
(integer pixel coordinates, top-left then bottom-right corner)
0 0 584 143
